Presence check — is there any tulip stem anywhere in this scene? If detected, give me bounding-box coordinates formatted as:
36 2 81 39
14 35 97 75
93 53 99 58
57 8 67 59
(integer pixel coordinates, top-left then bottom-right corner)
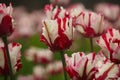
2 36 14 80
60 51 67 80
90 38 94 52
4 76 7 80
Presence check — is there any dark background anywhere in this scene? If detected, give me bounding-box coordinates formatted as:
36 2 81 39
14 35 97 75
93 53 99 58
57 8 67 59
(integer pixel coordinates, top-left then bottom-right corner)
0 0 120 11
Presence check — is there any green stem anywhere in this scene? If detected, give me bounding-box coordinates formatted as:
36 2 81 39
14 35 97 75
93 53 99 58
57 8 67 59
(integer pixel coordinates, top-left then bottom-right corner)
2 36 14 80
60 51 67 80
90 38 94 52
4 76 7 80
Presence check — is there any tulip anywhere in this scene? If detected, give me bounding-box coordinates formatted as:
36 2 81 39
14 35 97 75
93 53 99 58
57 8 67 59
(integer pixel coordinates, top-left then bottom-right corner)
41 17 73 51
0 42 22 75
65 52 98 80
97 28 120 64
75 11 108 38
0 3 14 37
95 56 120 80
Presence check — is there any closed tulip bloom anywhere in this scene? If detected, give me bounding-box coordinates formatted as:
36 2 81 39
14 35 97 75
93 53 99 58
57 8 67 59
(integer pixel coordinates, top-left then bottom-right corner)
75 11 108 38
97 28 120 64
0 3 14 37
41 17 74 51
0 42 22 75
65 52 98 80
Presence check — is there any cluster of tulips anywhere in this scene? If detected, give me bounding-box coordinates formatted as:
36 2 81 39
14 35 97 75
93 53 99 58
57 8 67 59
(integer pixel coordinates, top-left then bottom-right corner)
0 0 120 80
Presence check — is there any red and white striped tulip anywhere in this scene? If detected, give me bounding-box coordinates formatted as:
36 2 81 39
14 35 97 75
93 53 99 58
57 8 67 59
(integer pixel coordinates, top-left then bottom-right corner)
41 17 74 51
75 11 108 37
95 54 120 80
0 42 22 75
65 52 98 80
0 3 14 37
97 28 120 64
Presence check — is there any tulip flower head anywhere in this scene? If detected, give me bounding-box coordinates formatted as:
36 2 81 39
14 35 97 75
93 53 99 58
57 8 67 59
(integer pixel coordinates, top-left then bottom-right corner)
75 11 108 38
95 55 120 80
0 3 14 37
41 17 74 51
0 42 22 75
65 52 98 80
97 28 120 64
